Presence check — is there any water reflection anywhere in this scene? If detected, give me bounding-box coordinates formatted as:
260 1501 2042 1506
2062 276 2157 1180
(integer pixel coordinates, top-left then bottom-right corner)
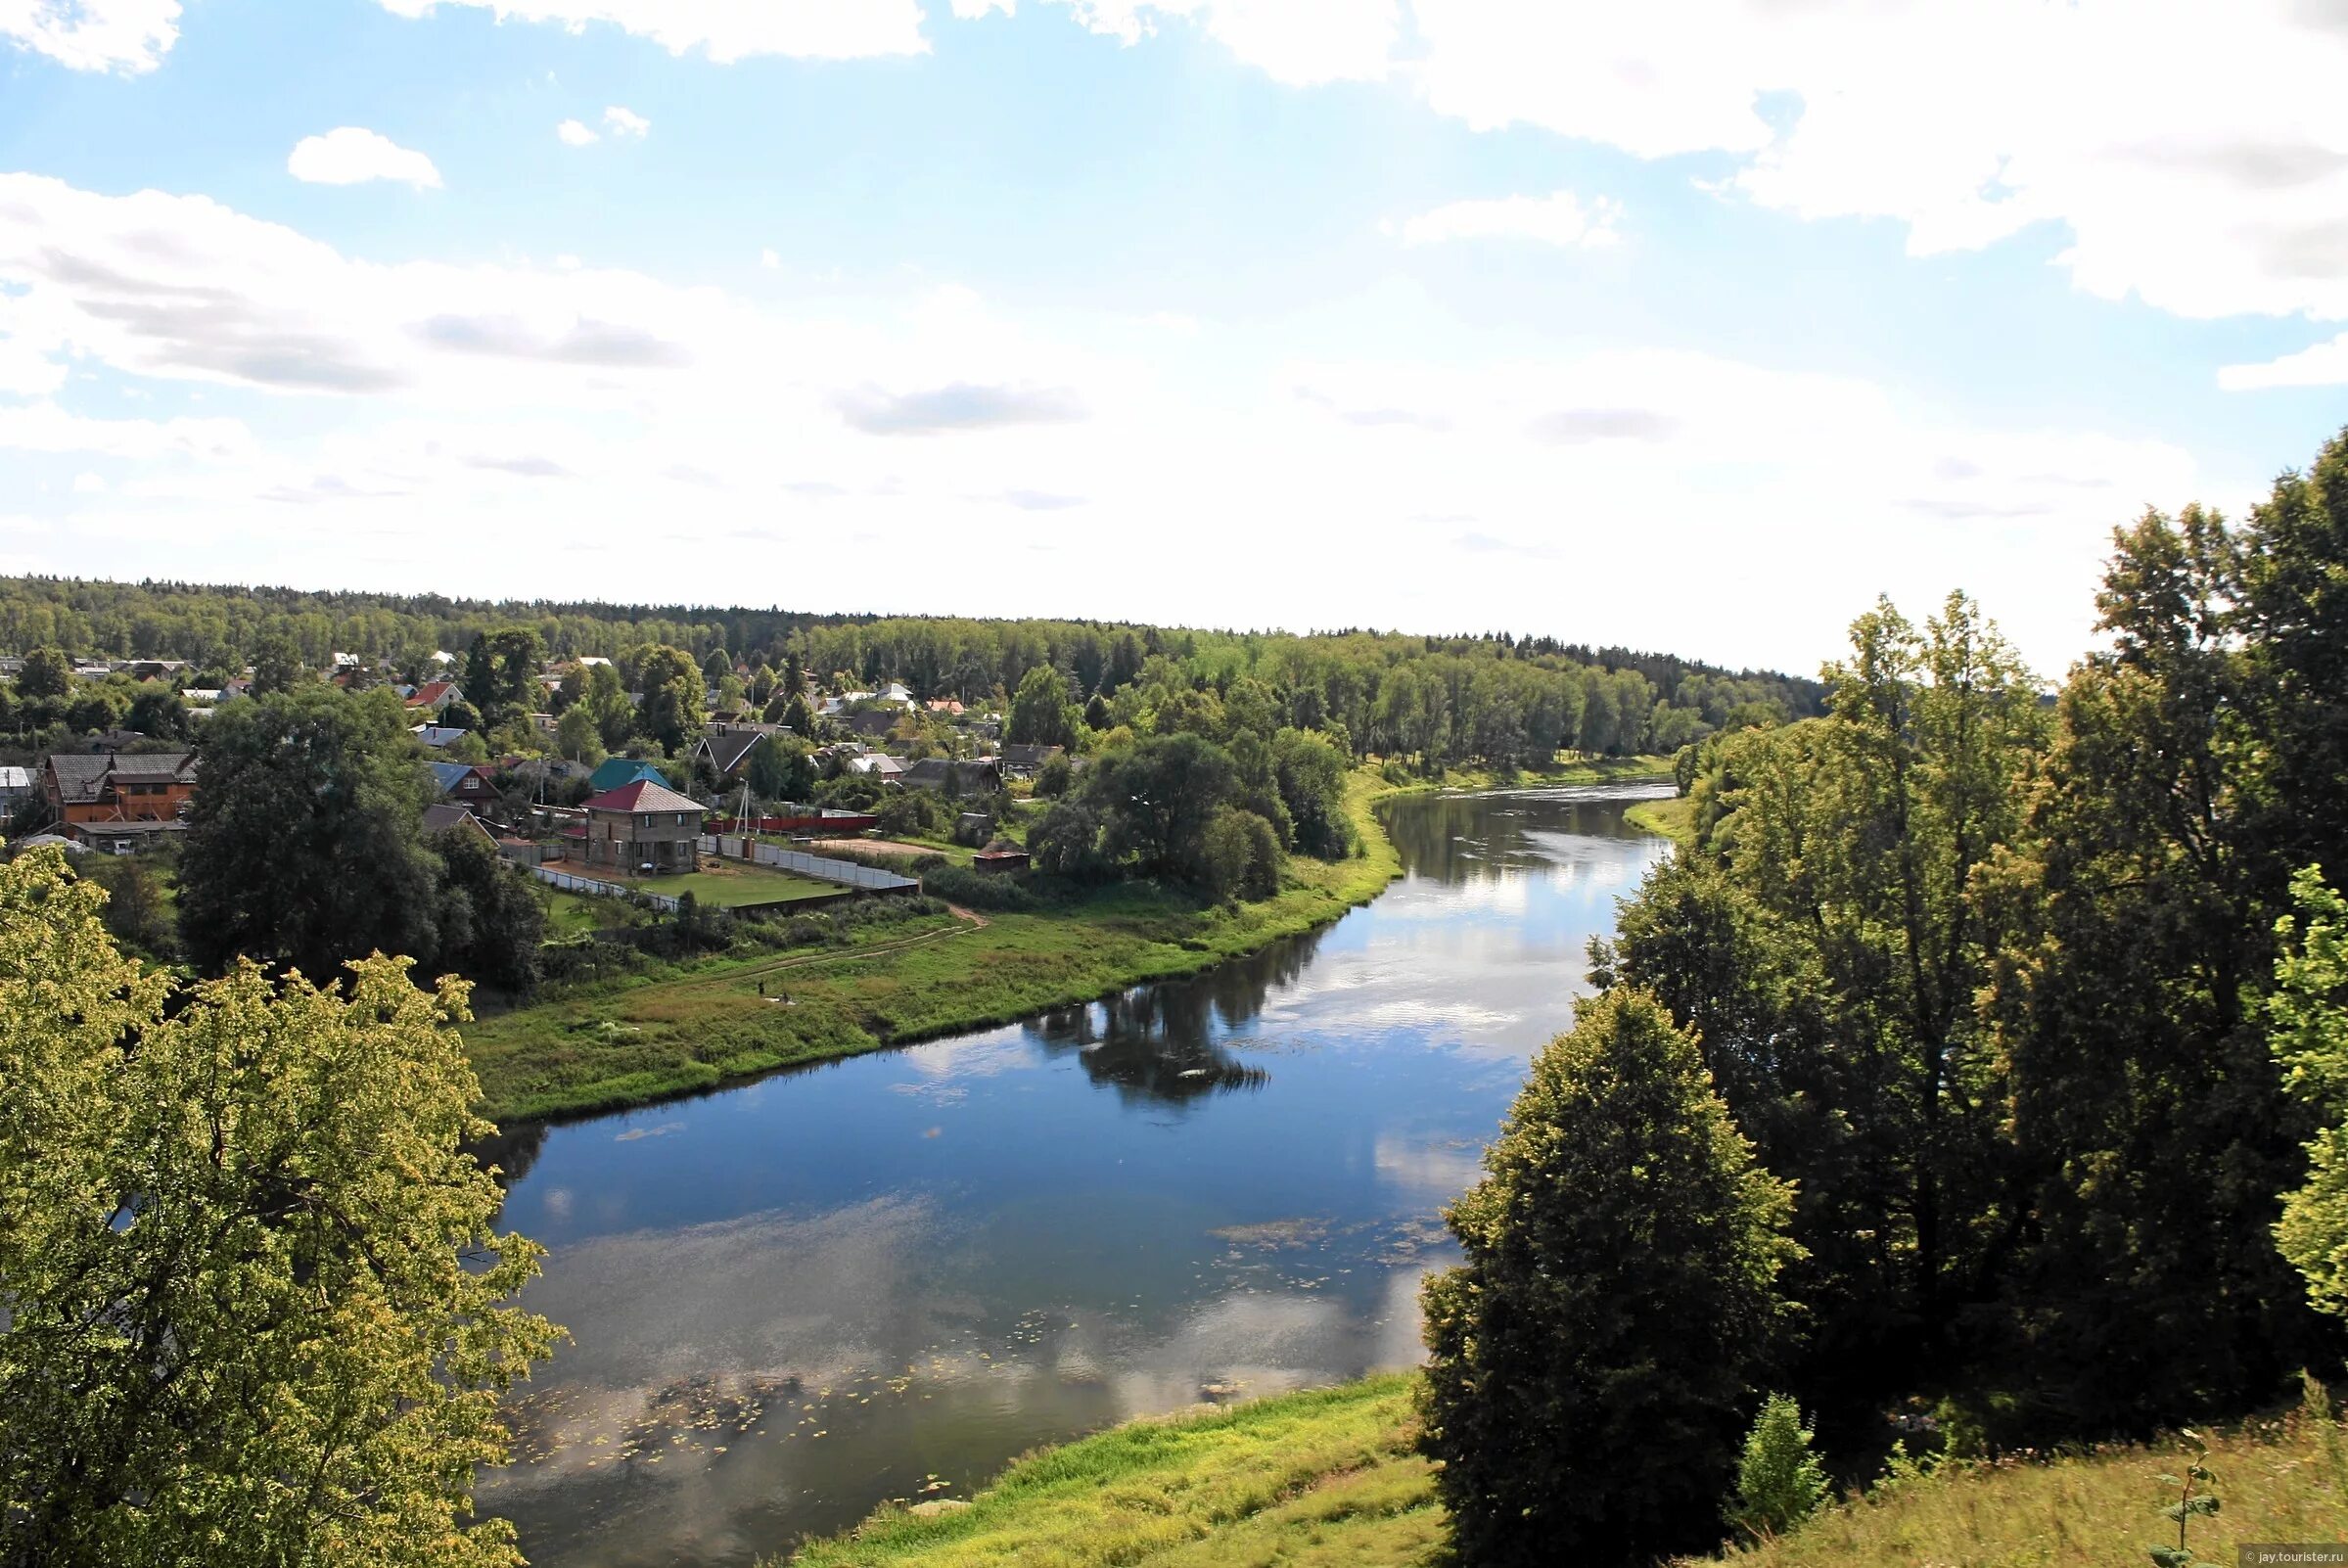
482 783 1674 1567
1024 930 1324 1104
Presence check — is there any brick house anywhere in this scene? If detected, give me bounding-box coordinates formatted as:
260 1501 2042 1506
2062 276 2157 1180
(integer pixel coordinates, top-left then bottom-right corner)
580 778 704 874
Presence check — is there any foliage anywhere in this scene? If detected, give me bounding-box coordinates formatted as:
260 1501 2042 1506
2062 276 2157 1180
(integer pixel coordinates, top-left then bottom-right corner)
1200 806 1280 902
76 851 177 960
14 646 68 700
2273 866 2348 1312
1008 664 1080 749
1036 751 1074 797
921 862 1040 911
178 686 446 981
430 827 546 996
1418 989 1797 1566
1731 1394 1832 1541
634 644 705 752
2144 1430 2223 1568
0 847 557 1567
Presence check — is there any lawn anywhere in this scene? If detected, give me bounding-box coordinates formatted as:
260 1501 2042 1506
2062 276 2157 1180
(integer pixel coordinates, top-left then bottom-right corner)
595 861 842 907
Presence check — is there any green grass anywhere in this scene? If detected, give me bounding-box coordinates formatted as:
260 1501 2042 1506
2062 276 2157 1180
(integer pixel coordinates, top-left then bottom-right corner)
1684 1402 2348 1568
1625 794 1696 845
609 863 842 907
465 769 1409 1123
784 1375 1448 1568
788 1370 2348 1568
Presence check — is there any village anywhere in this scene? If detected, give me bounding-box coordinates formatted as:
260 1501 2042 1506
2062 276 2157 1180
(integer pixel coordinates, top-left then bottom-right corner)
3 649 1064 914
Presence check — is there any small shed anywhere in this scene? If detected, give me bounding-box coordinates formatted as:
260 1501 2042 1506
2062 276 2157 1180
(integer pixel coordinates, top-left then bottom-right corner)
973 838 1030 874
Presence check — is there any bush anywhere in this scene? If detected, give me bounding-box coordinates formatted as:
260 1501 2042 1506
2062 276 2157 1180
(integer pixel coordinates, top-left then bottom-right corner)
1418 989 1799 1566
1730 1394 1831 1540
920 862 1037 911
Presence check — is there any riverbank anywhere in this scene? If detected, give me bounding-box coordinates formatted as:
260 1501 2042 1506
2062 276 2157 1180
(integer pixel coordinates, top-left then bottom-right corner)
786 1371 2348 1567
784 1375 1443 1568
1624 792 1695 845
467 757 1674 1124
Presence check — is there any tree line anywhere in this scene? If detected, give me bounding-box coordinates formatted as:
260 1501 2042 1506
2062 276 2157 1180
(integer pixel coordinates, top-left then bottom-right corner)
1418 428 2348 1563
0 578 1821 770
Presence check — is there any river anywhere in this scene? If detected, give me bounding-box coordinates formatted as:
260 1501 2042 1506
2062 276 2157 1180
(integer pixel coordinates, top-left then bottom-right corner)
478 782 1675 1566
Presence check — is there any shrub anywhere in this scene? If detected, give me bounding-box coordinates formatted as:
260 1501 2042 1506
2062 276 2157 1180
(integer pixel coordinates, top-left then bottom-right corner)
1730 1393 1831 1540
920 863 1037 911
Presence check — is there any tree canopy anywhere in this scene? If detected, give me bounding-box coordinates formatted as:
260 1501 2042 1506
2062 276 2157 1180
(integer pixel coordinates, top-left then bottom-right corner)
0 845 555 1566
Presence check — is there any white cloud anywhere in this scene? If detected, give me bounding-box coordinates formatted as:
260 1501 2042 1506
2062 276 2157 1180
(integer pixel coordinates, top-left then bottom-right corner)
0 173 2212 675
374 0 929 63
951 0 1012 15
602 104 650 138
2219 333 2348 391
759 248 781 269
1045 0 1397 86
287 127 444 189
1396 190 1619 250
556 118 599 146
0 0 177 73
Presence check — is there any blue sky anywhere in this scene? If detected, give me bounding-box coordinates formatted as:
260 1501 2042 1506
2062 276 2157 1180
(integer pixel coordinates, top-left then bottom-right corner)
3 0 2345 675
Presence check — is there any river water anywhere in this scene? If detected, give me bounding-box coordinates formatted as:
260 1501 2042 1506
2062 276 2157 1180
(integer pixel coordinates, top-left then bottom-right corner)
479 783 1674 1566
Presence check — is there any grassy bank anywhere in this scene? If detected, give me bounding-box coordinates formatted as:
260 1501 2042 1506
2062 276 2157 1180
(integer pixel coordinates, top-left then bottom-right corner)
1692 1405 2348 1568
786 1375 1446 1568
468 768 1412 1123
1625 793 1696 845
788 1370 2348 1568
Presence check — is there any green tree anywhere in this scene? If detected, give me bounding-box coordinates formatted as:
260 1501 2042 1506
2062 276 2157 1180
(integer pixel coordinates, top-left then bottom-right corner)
554 703 605 764
0 846 556 1567
635 645 704 753
1419 989 1797 1567
428 827 545 997
14 646 69 701
1087 732 1241 885
178 688 445 981
1730 1394 1832 1540
248 631 304 697
1271 726 1354 858
2274 866 2348 1314
1008 665 1079 749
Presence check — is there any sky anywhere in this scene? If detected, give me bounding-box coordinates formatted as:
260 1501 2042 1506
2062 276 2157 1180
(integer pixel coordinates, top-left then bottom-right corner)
2 1 2345 677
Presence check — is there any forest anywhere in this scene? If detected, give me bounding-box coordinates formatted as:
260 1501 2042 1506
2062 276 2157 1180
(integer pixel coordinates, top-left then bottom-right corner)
0 577 1819 769
1414 427 2348 1564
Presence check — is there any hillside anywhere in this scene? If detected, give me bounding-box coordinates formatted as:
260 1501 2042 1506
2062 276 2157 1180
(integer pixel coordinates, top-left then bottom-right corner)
787 1373 2348 1568
784 1376 1449 1568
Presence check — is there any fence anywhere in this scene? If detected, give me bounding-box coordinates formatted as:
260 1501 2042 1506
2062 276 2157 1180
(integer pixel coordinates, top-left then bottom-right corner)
530 863 681 912
700 835 920 893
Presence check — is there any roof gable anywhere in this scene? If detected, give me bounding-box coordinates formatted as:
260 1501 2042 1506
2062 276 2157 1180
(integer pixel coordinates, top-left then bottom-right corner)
582 779 704 815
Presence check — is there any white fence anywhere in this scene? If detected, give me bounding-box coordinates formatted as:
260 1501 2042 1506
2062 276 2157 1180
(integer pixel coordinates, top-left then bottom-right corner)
530 864 681 912
700 835 920 893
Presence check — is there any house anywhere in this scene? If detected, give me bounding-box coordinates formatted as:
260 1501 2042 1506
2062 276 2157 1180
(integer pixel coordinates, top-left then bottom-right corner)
587 756 671 794
42 752 197 830
693 722 788 783
579 778 704 874
0 765 31 814
411 724 471 750
901 758 1000 797
405 680 464 716
127 659 190 682
428 761 499 809
998 743 1066 779
421 803 495 845
844 709 899 741
927 698 967 717
845 754 905 781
